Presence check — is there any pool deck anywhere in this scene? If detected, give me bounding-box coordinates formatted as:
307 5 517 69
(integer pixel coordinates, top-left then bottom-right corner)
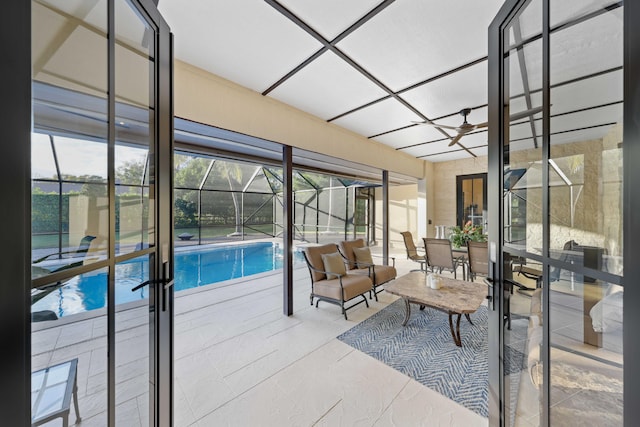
31 247 487 426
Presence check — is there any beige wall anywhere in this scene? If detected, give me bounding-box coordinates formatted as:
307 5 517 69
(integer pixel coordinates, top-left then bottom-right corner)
174 61 424 180
432 156 488 232
375 184 420 250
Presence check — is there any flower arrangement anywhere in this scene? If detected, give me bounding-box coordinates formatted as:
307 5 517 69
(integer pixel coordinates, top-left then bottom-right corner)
449 221 487 248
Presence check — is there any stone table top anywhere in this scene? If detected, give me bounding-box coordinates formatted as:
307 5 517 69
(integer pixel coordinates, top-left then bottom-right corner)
385 271 487 314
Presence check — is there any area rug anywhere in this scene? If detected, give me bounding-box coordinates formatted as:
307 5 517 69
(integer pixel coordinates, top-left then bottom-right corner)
337 299 527 417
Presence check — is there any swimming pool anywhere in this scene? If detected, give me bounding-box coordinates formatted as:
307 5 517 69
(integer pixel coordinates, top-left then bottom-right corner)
32 241 303 318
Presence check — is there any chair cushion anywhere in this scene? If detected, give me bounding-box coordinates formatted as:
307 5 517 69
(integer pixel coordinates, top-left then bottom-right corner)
371 265 397 285
353 246 373 267
339 239 365 270
313 274 372 301
304 244 340 282
321 252 346 279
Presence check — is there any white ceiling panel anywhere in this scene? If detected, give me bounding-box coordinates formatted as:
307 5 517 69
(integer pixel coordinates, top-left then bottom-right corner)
550 104 622 135
159 0 322 92
400 62 488 120
514 0 543 41
509 138 542 154
550 70 622 114
550 0 621 28
549 10 622 87
335 0 505 91
277 0 381 41
332 98 422 137
423 150 472 163
550 126 614 146
373 125 449 149
269 51 388 120
155 0 622 163
401 139 455 158
454 131 489 148
470 146 489 157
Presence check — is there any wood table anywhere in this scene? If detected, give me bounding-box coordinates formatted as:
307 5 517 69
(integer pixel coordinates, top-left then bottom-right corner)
385 272 487 346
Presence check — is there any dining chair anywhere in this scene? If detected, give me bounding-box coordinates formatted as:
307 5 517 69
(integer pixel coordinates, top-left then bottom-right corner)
423 238 466 280
400 231 427 272
466 241 489 281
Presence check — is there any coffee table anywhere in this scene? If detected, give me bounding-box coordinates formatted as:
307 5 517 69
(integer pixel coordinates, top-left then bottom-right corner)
385 272 487 347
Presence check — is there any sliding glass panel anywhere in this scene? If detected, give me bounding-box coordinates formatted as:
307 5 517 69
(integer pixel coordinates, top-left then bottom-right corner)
548 2 623 425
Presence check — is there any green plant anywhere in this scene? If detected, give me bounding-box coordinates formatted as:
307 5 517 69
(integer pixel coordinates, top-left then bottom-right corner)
449 221 487 248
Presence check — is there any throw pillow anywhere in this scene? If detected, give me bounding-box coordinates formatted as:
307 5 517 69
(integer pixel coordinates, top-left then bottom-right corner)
353 246 373 268
321 252 346 279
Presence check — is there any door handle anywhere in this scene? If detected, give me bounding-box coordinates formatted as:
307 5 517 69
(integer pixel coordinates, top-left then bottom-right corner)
131 279 166 292
483 277 495 310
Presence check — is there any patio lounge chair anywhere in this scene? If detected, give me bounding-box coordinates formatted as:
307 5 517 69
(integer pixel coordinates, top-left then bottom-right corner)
31 235 97 321
338 239 397 301
400 231 427 272
423 238 466 280
302 244 372 320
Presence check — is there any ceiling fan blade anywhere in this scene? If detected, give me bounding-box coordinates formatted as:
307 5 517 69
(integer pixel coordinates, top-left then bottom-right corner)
509 106 543 121
471 106 544 128
411 120 459 131
448 133 465 147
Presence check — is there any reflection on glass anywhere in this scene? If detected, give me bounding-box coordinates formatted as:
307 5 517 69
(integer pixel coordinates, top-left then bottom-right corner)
548 1 623 425
503 30 543 253
114 0 154 424
115 0 155 257
503 0 543 425
31 269 108 426
115 255 150 425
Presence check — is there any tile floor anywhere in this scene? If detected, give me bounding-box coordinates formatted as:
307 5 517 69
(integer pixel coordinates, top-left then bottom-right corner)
172 252 487 426
30 246 623 426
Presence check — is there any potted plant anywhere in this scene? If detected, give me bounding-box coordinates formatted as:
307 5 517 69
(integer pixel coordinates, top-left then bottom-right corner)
449 221 487 248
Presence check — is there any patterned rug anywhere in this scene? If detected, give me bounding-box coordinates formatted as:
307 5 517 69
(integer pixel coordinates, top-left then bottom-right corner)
337 299 527 417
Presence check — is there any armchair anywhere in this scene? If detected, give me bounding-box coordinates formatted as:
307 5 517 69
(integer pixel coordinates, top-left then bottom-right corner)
339 239 397 301
302 244 372 320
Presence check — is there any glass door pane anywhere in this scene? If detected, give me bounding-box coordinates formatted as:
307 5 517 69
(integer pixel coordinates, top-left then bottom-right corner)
548 2 623 425
32 0 168 425
31 0 110 424
502 0 543 425
114 0 156 424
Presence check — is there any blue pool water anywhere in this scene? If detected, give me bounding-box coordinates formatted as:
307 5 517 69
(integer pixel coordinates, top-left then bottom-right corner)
32 242 302 318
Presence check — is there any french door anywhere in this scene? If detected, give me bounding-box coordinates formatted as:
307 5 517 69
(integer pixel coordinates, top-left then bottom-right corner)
13 0 173 426
488 0 640 425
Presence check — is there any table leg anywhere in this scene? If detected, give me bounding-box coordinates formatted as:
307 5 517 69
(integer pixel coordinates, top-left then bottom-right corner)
401 298 411 326
448 311 463 347
465 313 473 325
73 374 81 423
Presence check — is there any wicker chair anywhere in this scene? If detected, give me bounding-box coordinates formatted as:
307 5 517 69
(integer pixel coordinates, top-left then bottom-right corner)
339 239 397 301
302 244 372 320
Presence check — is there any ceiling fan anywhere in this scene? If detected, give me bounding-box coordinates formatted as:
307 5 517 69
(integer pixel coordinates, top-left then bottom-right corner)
414 106 544 147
